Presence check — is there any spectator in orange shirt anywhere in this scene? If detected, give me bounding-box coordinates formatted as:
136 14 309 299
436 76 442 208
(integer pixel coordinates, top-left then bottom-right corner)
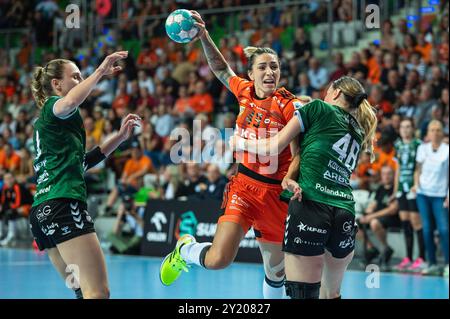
104 141 154 215
367 48 383 85
229 36 246 66
368 84 393 118
174 86 194 117
187 42 201 63
0 143 21 174
136 44 157 71
112 81 130 117
189 80 214 114
353 152 373 190
0 172 33 246
371 131 399 180
415 33 433 63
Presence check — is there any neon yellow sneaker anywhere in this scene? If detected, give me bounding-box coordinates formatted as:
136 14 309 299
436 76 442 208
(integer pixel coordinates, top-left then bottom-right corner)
159 234 196 286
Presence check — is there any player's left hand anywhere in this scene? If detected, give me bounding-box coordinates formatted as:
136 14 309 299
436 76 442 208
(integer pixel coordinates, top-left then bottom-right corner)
282 178 302 202
118 113 141 142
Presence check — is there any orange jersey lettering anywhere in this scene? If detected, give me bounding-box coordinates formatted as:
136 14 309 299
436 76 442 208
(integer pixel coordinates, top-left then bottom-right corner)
229 76 303 180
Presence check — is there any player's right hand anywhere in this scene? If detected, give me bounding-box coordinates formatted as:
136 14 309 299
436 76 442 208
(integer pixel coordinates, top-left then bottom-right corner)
282 178 302 202
97 51 128 76
190 10 207 40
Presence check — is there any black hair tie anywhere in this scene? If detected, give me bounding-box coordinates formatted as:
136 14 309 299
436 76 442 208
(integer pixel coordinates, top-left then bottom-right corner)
353 93 368 108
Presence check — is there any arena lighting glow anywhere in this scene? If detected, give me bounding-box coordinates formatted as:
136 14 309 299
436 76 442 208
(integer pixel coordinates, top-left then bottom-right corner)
373 39 380 45
421 7 435 13
428 0 440 5
77 54 84 61
407 15 418 21
407 22 414 28
98 42 103 48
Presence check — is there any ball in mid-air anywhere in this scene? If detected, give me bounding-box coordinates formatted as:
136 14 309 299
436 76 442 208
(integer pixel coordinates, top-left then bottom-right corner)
165 9 199 43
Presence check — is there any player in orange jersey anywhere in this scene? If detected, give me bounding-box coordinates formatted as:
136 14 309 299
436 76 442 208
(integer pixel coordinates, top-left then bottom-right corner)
160 11 308 299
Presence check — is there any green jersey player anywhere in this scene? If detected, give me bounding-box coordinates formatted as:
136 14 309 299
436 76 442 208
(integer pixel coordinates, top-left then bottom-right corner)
29 52 140 299
392 118 426 272
231 76 377 299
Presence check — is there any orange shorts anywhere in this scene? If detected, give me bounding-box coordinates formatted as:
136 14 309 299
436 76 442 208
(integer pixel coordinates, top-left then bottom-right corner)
219 173 288 244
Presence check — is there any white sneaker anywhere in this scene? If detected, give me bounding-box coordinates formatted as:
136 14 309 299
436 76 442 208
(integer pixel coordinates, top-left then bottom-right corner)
421 264 442 276
0 234 14 247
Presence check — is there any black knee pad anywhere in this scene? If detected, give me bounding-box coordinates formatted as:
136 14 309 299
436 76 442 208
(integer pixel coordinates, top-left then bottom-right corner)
265 275 284 288
285 281 321 299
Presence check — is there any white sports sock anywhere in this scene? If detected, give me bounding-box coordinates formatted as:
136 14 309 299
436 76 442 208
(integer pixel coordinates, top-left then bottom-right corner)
263 276 286 299
180 242 212 267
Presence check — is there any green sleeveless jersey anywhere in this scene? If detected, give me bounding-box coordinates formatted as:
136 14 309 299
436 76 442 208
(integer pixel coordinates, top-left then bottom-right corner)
32 96 87 207
281 99 364 215
394 138 421 192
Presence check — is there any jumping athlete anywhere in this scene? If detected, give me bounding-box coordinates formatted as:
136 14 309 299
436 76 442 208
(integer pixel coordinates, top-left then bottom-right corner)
160 11 308 299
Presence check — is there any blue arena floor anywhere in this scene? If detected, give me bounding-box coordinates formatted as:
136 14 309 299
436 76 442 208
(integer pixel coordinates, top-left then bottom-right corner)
0 248 448 299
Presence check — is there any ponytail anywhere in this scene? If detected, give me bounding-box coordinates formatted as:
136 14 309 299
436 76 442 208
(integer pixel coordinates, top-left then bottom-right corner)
31 67 47 108
30 59 72 109
332 76 378 162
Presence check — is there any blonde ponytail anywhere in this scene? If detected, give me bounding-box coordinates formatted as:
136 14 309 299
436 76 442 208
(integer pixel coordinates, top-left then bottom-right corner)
332 76 378 162
31 67 47 108
355 99 377 162
30 59 72 109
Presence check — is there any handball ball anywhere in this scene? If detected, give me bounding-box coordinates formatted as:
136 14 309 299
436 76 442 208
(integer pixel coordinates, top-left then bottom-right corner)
165 9 199 43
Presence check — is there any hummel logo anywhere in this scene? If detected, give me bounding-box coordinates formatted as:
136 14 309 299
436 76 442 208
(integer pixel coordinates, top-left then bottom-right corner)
70 202 78 210
71 209 80 216
75 222 84 229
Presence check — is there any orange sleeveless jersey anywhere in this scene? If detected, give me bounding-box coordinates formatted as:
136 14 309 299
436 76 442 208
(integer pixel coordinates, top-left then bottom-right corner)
229 76 300 180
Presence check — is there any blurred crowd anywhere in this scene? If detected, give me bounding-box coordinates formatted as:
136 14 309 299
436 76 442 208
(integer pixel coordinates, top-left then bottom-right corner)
0 0 448 273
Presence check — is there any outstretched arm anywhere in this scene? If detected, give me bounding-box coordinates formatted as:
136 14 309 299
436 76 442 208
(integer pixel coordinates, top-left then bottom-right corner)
54 51 128 118
84 114 141 171
230 116 302 156
191 11 236 90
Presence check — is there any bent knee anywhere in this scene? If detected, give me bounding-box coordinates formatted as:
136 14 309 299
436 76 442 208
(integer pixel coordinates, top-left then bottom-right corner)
205 252 233 270
370 219 381 230
264 261 285 282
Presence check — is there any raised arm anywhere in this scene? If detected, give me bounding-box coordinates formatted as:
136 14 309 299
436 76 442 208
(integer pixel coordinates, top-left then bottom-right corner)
84 114 141 171
191 11 236 90
54 51 128 117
